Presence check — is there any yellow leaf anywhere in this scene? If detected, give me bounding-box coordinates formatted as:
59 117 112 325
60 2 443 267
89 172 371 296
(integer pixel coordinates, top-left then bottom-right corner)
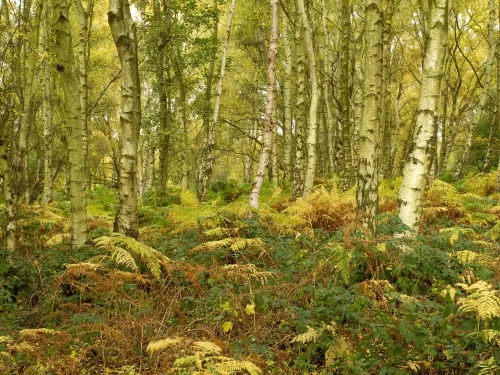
222 321 233 333
245 303 256 315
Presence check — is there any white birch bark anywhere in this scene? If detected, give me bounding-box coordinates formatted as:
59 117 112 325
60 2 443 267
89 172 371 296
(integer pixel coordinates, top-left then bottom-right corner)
298 0 319 196
248 0 279 210
108 0 141 238
357 0 383 235
397 0 448 232
282 15 293 183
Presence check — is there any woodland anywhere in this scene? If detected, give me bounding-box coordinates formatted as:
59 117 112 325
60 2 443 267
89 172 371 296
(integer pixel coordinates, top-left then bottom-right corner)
1 0 500 373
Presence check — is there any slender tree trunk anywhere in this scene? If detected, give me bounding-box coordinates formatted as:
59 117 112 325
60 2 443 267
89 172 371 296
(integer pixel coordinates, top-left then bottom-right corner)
248 0 278 210
321 0 334 176
0 111 15 250
357 0 383 235
282 15 293 183
54 0 88 247
41 0 53 205
75 0 92 189
482 114 495 171
380 0 393 179
298 0 319 196
108 0 141 238
293 17 306 199
390 82 402 175
341 0 352 190
198 0 236 201
397 0 448 232
454 0 496 179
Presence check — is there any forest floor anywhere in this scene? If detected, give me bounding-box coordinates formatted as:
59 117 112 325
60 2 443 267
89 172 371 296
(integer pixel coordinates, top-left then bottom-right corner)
1 174 500 374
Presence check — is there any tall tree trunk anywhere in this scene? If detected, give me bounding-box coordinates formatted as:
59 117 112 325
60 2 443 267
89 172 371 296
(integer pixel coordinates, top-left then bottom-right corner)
17 1 42 204
248 0 278 210
298 0 319 196
54 0 88 247
380 0 394 179
41 0 53 205
282 15 293 183
0 111 15 250
197 0 236 201
357 0 383 236
108 0 141 238
397 0 448 232
341 0 352 191
454 0 496 179
293 17 306 199
482 114 495 171
75 0 94 189
321 0 334 175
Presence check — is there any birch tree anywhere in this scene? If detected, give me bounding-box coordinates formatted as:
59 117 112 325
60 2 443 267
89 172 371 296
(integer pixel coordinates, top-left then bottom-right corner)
397 0 448 232
341 0 353 191
108 0 141 238
248 0 278 210
298 0 319 196
357 0 383 235
54 0 88 247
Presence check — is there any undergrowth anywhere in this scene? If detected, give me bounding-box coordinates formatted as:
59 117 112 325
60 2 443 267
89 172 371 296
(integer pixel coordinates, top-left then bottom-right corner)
1 174 500 374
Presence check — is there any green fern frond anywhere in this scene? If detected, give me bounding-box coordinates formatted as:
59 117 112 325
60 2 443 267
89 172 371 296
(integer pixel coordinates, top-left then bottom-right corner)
180 190 200 207
476 356 499 375
440 227 477 246
455 250 479 265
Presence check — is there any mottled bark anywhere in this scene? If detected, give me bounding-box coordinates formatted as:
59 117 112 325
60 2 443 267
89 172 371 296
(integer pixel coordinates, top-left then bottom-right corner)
357 0 383 236
54 0 88 247
282 15 293 182
108 0 141 238
341 0 352 191
248 0 278 209
397 0 448 232
41 0 53 205
298 0 319 196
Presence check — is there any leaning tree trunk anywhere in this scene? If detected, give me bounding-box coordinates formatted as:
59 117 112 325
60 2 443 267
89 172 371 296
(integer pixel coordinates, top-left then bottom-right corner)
248 0 278 210
357 0 383 236
454 0 496 179
197 0 236 201
397 0 448 232
341 0 352 191
108 0 141 239
54 0 88 248
298 0 319 196
41 0 53 205
0 110 16 250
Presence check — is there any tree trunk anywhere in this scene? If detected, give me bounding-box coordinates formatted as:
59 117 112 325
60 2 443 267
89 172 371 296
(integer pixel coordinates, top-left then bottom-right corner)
54 0 88 248
397 0 448 232
282 15 293 183
454 0 496 179
357 0 383 236
341 0 352 191
41 0 53 205
108 0 141 239
293 17 306 199
0 110 15 250
248 0 278 210
198 0 236 201
298 0 319 196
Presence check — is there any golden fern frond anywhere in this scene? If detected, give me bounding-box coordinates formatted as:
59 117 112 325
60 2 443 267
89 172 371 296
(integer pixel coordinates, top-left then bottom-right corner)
193 341 223 354
94 234 171 278
146 337 183 354
457 281 500 322
46 233 71 246
65 262 102 277
440 227 477 246
292 323 337 345
230 238 264 252
189 238 234 254
206 357 263 375
109 245 138 271
204 227 239 238
219 264 276 285
455 250 479 265
19 328 60 337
